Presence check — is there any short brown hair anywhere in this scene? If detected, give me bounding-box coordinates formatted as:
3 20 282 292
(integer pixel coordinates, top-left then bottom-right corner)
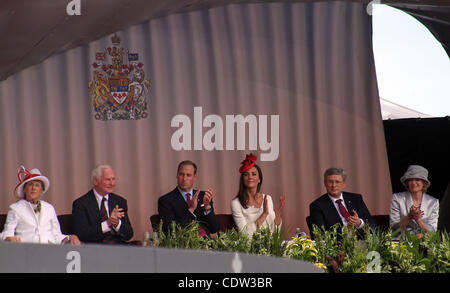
177 160 197 175
324 167 347 182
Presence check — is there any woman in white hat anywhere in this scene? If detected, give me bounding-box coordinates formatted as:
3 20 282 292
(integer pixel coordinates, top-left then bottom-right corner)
389 165 439 238
1 166 80 245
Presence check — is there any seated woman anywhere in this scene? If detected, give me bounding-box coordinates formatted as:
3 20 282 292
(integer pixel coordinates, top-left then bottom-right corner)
389 165 439 238
1 166 80 245
231 154 286 237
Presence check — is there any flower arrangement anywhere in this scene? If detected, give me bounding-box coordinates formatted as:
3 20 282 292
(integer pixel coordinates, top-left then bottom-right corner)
285 235 326 270
154 220 450 273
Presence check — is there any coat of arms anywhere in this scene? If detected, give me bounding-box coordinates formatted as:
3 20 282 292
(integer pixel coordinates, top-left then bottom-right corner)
89 34 150 120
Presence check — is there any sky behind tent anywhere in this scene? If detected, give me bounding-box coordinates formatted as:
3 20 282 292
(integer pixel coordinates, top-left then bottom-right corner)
372 4 450 118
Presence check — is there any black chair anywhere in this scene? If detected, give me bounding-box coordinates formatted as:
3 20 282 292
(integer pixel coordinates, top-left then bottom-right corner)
0 214 6 232
57 214 73 235
306 215 314 239
150 214 161 232
216 214 237 232
372 214 390 231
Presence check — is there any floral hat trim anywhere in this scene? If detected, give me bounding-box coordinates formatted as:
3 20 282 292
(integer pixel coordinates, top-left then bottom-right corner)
239 153 257 173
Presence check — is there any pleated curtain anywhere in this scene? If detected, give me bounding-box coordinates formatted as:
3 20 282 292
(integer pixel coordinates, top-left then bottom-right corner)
0 1 392 240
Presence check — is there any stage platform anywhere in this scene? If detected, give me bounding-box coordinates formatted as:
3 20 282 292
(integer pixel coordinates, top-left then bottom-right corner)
0 241 322 273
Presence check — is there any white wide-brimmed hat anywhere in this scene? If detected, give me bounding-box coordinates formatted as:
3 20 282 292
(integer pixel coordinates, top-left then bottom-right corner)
14 166 50 198
400 165 431 187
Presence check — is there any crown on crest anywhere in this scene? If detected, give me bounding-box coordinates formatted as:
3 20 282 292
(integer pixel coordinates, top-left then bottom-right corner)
111 34 121 46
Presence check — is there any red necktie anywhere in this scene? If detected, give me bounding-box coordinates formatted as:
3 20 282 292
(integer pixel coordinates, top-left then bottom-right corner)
336 199 351 220
186 193 191 207
100 197 114 244
100 197 108 222
198 227 207 238
186 192 207 237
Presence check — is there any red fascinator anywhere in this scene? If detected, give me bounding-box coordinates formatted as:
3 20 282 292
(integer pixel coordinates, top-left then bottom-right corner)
239 153 257 173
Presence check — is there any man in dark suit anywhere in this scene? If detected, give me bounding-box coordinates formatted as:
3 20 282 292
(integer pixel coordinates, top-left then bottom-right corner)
309 167 376 236
158 160 219 237
72 165 133 244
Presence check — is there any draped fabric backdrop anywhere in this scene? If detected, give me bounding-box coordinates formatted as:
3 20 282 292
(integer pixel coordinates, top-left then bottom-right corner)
0 2 392 241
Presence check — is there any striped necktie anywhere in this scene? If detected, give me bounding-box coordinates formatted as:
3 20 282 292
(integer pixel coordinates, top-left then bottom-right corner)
100 197 115 244
99 197 108 222
336 199 351 220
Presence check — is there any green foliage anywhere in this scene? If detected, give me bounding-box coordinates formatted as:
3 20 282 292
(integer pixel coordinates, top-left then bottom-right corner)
153 220 450 273
208 228 251 252
157 220 208 250
388 237 427 273
250 226 288 257
310 224 339 271
387 231 450 273
423 231 450 273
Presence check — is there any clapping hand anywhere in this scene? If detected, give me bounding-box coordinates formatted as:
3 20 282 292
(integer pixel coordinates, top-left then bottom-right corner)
202 188 213 211
108 205 124 228
256 195 269 228
347 210 362 228
263 195 269 216
188 189 201 213
274 194 286 226
409 205 424 221
275 194 286 215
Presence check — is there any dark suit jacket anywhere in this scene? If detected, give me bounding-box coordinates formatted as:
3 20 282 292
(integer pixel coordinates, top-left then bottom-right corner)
309 192 376 234
72 189 133 244
158 187 219 235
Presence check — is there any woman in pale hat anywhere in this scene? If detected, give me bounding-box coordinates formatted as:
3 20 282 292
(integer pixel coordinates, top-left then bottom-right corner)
231 153 286 237
389 165 439 237
1 166 80 245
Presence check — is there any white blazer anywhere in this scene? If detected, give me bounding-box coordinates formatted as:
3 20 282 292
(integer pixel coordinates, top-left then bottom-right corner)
389 191 439 234
1 199 67 244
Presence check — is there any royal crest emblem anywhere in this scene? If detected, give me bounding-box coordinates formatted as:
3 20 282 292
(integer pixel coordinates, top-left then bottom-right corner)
89 34 150 120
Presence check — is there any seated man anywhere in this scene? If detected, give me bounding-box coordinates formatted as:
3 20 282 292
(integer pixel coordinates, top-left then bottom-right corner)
72 165 133 244
158 160 219 237
309 167 376 236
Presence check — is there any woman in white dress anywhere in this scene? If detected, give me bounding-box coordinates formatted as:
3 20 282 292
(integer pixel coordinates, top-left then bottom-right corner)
1 166 80 245
231 154 286 237
389 165 439 238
